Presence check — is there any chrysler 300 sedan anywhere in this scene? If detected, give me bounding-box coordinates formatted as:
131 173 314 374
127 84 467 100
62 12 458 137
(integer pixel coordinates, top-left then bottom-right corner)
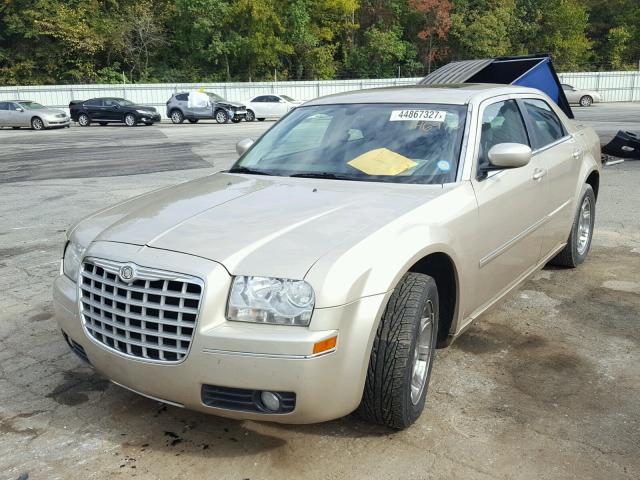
54 84 601 429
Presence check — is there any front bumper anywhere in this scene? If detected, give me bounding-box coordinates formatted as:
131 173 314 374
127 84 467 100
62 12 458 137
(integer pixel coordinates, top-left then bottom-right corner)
53 241 387 423
43 117 70 127
139 113 161 123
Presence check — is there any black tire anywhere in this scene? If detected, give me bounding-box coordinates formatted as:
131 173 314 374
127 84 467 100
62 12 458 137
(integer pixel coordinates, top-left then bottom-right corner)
245 110 256 122
357 272 439 429
124 113 137 127
187 119 199 124
170 110 184 124
549 184 596 268
231 117 241 123
579 95 593 107
99 122 108 126
215 109 229 124
78 113 91 127
257 118 266 122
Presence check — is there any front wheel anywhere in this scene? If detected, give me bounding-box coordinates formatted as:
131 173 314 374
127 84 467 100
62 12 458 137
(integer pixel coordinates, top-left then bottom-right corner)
124 113 137 127
549 184 596 267
357 272 439 429
78 113 90 127
579 95 593 107
215 109 229 124
31 117 45 130
245 110 255 122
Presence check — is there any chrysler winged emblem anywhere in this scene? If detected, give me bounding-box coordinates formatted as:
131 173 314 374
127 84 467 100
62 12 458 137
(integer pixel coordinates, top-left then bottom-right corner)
119 264 135 282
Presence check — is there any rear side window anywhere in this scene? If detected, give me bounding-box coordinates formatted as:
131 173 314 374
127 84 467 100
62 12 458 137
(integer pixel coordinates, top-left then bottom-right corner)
85 99 102 107
252 96 267 102
175 94 188 101
522 99 566 149
0 102 7 110
479 99 529 167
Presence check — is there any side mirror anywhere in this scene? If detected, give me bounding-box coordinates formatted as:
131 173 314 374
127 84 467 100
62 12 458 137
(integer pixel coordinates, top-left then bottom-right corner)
113 104 119 110
479 143 531 178
236 138 254 157
16 107 24 112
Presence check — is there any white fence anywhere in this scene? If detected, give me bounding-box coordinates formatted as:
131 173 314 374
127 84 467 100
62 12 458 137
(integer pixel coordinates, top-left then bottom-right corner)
0 78 421 118
0 72 637 118
558 71 640 102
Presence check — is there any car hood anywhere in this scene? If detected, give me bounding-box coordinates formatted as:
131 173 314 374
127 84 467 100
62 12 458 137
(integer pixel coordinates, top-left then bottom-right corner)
219 101 245 109
36 108 67 117
74 173 444 279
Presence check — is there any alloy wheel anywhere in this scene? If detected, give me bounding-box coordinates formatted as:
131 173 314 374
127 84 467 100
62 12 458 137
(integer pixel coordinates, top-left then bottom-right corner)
576 195 592 255
410 300 435 405
31 118 44 130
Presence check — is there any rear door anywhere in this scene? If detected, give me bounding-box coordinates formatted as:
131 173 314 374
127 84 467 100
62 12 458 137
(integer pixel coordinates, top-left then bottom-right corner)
520 98 580 257
0 102 10 126
250 96 268 117
85 99 105 120
470 98 548 312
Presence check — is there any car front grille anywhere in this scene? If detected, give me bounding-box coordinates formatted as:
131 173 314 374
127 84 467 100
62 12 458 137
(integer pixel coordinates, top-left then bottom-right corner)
79 258 203 363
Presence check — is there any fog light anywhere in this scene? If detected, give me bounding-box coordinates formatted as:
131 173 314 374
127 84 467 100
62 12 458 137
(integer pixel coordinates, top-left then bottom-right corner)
260 391 281 412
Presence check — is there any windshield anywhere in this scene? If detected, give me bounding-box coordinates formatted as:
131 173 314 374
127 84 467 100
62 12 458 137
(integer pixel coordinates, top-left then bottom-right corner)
230 103 467 184
280 95 296 102
116 99 135 106
18 101 46 110
206 93 224 102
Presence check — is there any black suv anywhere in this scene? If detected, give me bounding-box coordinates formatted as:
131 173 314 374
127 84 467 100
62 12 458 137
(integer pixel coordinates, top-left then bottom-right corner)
69 98 161 127
166 92 247 124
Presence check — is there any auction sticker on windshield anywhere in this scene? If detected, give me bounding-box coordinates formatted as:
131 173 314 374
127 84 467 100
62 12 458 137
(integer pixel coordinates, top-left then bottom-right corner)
390 110 446 122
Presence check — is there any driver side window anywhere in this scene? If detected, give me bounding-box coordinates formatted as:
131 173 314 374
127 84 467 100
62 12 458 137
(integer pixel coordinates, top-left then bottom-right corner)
479 100 529 168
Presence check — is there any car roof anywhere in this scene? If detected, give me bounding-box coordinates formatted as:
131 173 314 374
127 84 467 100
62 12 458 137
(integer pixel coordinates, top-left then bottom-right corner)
303 84 542 106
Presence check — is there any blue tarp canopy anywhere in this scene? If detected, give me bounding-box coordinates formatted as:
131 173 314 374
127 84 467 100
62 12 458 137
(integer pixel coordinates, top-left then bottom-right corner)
419 54 574 119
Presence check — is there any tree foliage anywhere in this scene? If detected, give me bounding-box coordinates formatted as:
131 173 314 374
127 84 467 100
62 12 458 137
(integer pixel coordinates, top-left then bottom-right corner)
0 0 636 85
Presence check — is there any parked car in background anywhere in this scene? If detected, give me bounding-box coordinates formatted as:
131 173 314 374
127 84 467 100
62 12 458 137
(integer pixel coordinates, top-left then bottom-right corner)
166 92 247 124
0 100 69 130
562 84 602 107
244 94 303 121
69 98 160 127
54 84 601 430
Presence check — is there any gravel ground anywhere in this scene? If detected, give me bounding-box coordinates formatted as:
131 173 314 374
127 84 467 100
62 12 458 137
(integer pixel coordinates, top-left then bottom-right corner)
1 104 639 480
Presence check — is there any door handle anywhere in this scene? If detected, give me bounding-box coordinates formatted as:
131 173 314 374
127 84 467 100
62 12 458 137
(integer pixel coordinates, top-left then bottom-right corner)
572 149 583 160
532 168 547 181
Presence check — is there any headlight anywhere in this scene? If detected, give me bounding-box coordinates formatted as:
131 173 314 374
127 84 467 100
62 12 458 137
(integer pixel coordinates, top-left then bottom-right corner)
63 241 85 282
136 109 150 115
227 276 315 326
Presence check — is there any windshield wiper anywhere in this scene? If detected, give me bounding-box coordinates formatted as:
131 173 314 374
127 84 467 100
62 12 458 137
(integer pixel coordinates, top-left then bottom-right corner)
228 166 275 176
289 172 358 180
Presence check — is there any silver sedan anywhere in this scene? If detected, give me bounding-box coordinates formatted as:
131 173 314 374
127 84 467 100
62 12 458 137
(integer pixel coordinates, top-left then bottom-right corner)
0 100 70 130
562 84 602 107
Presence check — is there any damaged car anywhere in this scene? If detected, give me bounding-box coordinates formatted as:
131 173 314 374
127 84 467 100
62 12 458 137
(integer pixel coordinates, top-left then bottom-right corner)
54 84 601 429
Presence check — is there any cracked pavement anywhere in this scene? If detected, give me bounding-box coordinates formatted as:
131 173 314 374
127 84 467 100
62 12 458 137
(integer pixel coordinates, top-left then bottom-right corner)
1 108 639 479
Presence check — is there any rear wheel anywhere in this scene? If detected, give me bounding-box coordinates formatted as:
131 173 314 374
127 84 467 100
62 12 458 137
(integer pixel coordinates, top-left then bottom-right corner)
579 95 593 107
78 113 90 127
31 117 45 130
215 109 229 124
245 110 255 122
170 110 184 124
549 184 596 267
124 113 136 127
357 272 439 429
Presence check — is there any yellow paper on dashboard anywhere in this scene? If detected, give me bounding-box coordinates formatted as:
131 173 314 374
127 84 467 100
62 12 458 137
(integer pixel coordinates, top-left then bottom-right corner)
348 148 417 176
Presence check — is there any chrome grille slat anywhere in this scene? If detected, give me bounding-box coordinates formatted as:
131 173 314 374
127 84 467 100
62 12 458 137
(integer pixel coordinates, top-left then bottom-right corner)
81 270 201 299
79 259 203 363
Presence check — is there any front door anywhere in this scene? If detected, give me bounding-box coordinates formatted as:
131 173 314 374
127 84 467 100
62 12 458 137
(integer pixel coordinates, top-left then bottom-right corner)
520 98 581 256
0 102 10 126
470 98 548 313
102 99 122 121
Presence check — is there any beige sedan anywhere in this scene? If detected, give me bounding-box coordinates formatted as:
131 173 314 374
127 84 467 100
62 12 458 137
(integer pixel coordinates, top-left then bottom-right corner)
53 84 601 429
